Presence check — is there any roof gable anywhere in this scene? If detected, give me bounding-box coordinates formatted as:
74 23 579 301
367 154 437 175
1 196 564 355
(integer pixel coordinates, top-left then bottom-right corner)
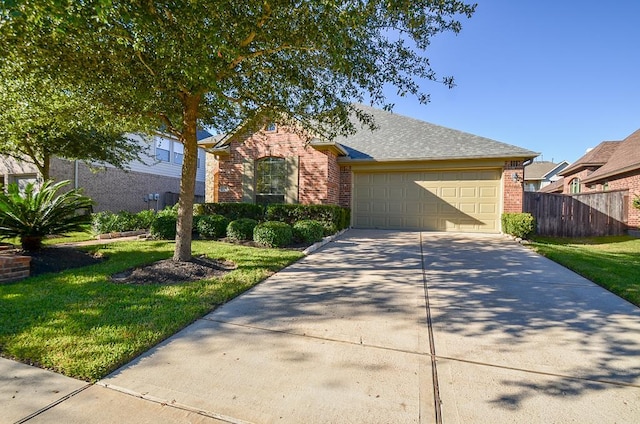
583 128 640 183
336 105 538 161
525 161 568 180
559 141 620 176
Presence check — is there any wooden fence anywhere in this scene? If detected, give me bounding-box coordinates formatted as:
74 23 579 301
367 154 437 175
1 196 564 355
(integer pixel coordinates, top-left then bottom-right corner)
523 190 629 237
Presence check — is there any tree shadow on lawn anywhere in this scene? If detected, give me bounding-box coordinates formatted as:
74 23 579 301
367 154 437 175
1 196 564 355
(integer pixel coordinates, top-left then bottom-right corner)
0 241 302 380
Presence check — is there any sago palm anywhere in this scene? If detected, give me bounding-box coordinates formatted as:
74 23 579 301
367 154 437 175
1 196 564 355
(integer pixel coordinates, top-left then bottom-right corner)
0 180 94 250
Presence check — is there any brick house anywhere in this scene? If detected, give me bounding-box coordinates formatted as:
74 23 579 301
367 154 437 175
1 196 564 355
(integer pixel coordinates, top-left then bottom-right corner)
200 105 538 233
0 131 210 213
541 128 640 229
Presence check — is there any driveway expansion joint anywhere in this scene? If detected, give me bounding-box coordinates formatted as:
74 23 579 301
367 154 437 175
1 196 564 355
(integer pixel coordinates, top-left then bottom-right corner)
201 317 428 357
14 383 92 424
96 382 253 424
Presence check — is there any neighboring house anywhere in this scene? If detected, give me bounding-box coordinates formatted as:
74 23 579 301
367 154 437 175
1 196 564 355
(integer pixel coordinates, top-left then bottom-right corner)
538 177 564 194
548 128 640 228
200 105 538 233
523 160 569 192
0 131 210 212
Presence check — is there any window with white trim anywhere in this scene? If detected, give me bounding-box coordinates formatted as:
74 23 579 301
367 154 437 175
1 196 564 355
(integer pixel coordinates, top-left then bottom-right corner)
569 178 581 194
173 142 184 165
155 138 171 162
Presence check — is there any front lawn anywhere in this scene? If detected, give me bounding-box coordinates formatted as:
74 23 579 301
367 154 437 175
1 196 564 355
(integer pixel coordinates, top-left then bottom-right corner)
0 240 303 381
530 235 640 307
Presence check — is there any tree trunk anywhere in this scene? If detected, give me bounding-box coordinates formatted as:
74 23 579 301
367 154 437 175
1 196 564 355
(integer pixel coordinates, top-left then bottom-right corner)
173 94 201 262
41 153 50 181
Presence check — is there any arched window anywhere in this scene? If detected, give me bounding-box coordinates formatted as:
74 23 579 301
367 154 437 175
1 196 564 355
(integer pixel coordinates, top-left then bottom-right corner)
255 157 286 204
569 178 581 194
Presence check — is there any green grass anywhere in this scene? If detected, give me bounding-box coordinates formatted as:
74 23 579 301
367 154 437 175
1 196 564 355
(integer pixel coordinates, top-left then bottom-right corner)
0 240 303 381
2 226 95 247
530 235 640 307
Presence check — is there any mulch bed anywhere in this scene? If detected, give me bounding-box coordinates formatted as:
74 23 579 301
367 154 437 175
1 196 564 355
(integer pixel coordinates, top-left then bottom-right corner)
26 247 106 277
111 255 236 285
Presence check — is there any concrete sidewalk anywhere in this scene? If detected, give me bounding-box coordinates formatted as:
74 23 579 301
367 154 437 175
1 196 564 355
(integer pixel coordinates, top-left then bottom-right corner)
3 230 640 423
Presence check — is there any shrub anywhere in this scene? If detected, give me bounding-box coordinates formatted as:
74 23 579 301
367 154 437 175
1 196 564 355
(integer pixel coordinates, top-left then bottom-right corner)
196 214 229 239
265 204 350 233
0 180 94 250
150 215 177 240
253 221 293 247
293 220 325 243
92 211 119 234
92 209 157 234
157 204 179 218
134 209 156 229
501 213 536 239
193 202 264 221
227 218 258 241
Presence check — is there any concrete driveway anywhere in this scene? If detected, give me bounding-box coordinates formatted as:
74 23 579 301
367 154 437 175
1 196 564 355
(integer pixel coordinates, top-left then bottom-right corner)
5 230 640 423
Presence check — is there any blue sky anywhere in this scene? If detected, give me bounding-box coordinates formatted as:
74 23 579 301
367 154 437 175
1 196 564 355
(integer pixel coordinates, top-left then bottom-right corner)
384 0 640 164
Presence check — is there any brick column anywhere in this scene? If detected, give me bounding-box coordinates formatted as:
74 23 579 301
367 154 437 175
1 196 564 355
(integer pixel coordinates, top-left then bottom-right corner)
503 161 525 213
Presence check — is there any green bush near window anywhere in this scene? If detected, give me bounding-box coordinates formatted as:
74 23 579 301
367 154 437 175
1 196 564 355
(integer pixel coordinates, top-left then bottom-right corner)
293 220 325 244
253 221 293 247
150 215 177 240
501 213 536 239
265 204 350 234
193 202 264 221
196 214 229 239
227 218 258 241
633 196 640 210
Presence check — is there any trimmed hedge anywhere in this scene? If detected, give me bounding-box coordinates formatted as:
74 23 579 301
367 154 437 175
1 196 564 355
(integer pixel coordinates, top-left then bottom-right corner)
501 213 535 239
150 215 177 240
253 221 293 247
293 220 325 244
194 203 264 221
265 204 350 234
227 218 258 241
196 214 229 239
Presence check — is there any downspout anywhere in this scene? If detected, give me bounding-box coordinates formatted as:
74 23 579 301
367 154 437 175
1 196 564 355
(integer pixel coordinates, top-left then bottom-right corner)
74 160 79 189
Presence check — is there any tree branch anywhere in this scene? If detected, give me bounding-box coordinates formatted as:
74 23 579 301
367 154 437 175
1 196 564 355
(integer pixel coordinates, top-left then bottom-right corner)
239 2 272 48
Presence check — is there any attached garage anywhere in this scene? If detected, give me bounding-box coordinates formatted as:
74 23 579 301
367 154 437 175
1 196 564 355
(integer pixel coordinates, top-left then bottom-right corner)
352 169 501 232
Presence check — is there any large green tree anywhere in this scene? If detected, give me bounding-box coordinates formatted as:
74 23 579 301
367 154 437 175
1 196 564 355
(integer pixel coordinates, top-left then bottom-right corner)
0 0 476 261
0 61 151 180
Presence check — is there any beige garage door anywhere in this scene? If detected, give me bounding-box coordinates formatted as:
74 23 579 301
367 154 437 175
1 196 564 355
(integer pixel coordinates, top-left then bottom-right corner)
352 169 501 232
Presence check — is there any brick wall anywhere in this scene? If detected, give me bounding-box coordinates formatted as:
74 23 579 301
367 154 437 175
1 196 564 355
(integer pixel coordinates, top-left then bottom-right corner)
502 161 525 213
339 166 352 208
0 255 31 284
214 127 343 205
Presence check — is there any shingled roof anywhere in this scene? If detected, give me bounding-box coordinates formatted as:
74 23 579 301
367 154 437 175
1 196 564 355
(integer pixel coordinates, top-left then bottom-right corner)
538 177 564 193
559 141 620 176
583 129 640 183
336 105 538 162
524 161 568 180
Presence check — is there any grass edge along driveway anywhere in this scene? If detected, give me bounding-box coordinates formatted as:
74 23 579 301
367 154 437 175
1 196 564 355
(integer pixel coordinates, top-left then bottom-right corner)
530 235 640 307
0 240 303 381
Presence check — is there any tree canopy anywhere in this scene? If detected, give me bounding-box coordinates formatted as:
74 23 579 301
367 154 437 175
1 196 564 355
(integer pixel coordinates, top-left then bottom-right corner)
0 61 150 180
0 0 476 260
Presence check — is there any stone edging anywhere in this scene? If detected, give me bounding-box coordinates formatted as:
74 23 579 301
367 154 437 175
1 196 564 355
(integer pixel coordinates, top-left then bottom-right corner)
96 230 148 240
302 228 349 256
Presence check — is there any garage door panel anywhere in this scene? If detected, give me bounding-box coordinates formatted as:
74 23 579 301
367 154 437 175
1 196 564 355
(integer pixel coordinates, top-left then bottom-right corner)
479 203 497 214
353 169 500 233
459 203 477 214
440 187 458 198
